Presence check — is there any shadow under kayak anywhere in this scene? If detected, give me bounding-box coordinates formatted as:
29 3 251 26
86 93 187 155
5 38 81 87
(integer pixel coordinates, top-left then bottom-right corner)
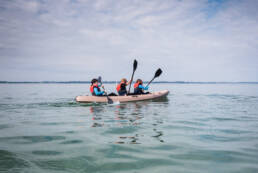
75 90 169 103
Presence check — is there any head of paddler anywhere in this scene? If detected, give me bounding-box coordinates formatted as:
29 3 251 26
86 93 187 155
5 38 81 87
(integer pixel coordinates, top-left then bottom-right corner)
136 79 143 85
91 78 98 86
121 78 127 84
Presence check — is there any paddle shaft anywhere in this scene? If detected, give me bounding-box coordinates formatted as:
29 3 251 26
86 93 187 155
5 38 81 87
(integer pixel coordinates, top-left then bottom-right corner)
98 76 113 104
146 77 155 88
128 70 135 94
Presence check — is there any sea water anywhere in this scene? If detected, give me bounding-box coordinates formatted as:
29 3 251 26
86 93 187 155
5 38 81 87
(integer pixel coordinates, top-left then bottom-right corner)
0 83 258 173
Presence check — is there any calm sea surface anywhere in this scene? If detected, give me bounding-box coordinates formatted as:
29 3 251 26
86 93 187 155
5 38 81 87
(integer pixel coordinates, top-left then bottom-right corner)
0 83 258 173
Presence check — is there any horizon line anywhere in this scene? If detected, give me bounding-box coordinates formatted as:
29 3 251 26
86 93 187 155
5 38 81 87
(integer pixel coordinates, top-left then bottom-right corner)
1 81 258 84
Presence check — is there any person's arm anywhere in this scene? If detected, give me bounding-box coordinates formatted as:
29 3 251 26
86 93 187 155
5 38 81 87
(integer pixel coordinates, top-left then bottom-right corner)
94 88 104 96
126 80 132 85
139 85 149 90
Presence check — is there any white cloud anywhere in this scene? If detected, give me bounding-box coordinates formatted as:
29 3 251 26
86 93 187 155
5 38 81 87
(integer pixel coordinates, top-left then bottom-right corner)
21 0 39 13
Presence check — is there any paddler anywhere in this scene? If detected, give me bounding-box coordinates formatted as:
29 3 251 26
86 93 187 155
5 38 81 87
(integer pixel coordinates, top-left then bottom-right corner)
90 78 105 96
116 78 132 96
134 79 149 94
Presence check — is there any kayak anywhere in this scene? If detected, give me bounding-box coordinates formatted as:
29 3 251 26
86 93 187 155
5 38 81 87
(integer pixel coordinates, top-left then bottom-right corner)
76 90 169 103
75 90 169 103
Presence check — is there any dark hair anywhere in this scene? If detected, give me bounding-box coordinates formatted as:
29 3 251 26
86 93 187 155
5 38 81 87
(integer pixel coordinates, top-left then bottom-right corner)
136 79 143 84
91 78 98 85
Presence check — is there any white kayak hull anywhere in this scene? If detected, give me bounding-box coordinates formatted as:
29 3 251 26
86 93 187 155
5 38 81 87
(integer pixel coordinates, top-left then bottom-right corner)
75 90 169 103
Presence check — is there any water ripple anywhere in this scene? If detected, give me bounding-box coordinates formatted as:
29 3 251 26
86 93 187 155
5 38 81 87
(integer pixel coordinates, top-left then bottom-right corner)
32 150 62 156
0 150 30 172
0 136 66 144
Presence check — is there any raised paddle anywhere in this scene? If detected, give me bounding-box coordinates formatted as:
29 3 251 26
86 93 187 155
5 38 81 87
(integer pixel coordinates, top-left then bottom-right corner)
98 76 113 104
128 59 138 94
145 68 162 88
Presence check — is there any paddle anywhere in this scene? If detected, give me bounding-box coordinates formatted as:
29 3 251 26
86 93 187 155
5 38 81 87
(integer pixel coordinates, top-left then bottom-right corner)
128 59 138 94
98 76 113 104
145 68 162 88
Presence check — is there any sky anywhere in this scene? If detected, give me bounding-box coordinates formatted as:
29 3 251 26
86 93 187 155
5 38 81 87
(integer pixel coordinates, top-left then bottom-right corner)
0 0 258 82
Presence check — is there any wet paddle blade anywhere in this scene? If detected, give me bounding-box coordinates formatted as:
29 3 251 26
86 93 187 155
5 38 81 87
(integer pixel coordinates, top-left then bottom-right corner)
107 96 113 104
154 68 162 78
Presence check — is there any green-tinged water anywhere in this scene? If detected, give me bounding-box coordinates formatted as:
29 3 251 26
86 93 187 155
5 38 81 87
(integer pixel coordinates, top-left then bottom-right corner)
0 84 258 173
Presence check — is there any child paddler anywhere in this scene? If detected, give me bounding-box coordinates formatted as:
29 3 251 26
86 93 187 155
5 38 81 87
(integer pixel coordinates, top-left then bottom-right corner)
116 78 132 96
90 78 105 96
134 79 149 94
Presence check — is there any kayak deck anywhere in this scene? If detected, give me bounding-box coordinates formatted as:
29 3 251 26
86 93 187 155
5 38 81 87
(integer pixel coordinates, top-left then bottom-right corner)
75 90 169 103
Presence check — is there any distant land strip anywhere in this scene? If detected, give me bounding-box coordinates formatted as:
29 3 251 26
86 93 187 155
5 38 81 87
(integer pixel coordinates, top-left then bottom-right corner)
0 81 258 84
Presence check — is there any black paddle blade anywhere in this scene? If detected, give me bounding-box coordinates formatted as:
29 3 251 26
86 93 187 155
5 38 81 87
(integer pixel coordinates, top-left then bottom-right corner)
98 76 102 84
154 68 162 78
133 59 138 71
128 59 137 94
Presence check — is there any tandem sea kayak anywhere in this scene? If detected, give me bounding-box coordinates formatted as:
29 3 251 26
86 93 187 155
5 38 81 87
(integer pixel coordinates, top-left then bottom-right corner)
75 90 169 103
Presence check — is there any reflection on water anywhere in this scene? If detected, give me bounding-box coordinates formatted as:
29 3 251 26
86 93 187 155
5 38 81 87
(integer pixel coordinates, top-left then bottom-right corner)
90 106 105 127
153 129 164 143
116 135 140 144
88 99 169 144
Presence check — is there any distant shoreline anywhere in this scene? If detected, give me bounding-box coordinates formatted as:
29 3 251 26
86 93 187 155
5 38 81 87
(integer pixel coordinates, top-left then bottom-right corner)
0 81 258 84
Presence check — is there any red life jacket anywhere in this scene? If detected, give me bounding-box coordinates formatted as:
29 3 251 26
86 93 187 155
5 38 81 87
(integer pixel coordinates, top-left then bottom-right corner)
117 82 127 92
134 82 140 88
116 83 122 92
117 82 127 95
134 82 143 94
90 84 100 95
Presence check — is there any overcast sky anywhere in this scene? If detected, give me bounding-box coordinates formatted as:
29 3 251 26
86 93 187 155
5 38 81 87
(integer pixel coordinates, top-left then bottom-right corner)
0 0 258 82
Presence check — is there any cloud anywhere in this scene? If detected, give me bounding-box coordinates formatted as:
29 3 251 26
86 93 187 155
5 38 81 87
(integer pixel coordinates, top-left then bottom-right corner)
0 0 258 81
